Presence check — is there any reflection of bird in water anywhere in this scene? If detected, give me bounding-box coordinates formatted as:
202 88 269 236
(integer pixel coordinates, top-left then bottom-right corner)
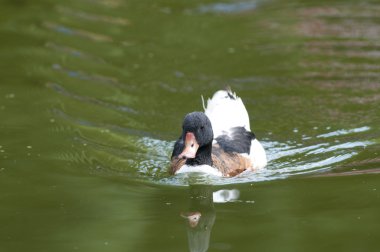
181 185 241 252
181 212 202 228
213 188 240 203
182 185 215 252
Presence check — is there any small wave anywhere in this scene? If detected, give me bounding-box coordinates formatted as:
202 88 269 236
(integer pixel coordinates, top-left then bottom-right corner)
51 120 374 186
317 126 370 138
43 21 113 42
47 82 137 114
141 126 375 186
198 1 257 14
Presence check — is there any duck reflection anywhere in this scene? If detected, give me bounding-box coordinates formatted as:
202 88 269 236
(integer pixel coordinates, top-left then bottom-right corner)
181 185 240 252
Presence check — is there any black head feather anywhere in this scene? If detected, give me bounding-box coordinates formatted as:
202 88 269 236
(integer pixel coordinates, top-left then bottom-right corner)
171 112 214 166
182 112 213 147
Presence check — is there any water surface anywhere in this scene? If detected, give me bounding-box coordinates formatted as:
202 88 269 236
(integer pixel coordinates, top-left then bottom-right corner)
1 0 380 251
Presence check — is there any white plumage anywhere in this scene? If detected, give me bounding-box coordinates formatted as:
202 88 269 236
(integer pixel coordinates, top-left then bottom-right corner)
176 164 223 176
204 90 267 170
204 90 250 138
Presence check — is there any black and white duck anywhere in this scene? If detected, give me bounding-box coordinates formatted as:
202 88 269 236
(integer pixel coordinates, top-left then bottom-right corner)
170 88 267 177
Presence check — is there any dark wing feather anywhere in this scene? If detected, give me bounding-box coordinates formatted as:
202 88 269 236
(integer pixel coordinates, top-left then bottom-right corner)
215 127 255 154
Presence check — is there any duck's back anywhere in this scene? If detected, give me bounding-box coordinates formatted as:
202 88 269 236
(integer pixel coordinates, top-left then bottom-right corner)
205 89 267 170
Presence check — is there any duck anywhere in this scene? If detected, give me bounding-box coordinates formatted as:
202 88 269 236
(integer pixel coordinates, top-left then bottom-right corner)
170 88 267 177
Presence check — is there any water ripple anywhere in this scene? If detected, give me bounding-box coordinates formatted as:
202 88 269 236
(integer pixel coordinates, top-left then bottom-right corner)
137 125 376 186
317 126 370 138
51 64 128 90
198 1 257 14
56 6 130 25
45 42 106 63
47 82 137 114
43 21 113 42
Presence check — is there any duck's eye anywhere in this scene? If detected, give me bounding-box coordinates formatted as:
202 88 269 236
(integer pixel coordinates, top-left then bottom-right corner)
200 126 204 130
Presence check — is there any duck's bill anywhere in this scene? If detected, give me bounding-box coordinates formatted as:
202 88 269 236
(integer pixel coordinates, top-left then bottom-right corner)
178 132 199 159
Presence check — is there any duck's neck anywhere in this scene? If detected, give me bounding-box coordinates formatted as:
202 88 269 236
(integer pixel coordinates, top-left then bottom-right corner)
186 143 213 166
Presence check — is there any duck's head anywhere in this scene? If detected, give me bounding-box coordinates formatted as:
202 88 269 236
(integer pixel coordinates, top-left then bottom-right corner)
179 112 213 159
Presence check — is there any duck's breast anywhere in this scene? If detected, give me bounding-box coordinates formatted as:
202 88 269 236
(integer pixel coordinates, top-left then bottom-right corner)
175 164 223 176
211 144 253 177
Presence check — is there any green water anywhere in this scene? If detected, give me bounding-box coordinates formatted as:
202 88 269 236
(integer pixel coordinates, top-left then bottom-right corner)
1 0 380 251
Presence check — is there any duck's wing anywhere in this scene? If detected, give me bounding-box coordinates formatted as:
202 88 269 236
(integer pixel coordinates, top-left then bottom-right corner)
212 126 267 171
214 126 255 154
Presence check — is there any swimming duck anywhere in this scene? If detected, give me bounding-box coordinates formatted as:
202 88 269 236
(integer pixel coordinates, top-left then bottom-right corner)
170 88 267 177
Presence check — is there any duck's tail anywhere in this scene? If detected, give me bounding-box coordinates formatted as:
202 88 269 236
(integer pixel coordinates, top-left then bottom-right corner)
204 88 250 138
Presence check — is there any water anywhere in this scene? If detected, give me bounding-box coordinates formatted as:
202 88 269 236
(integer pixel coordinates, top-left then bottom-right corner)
1 0 380 251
